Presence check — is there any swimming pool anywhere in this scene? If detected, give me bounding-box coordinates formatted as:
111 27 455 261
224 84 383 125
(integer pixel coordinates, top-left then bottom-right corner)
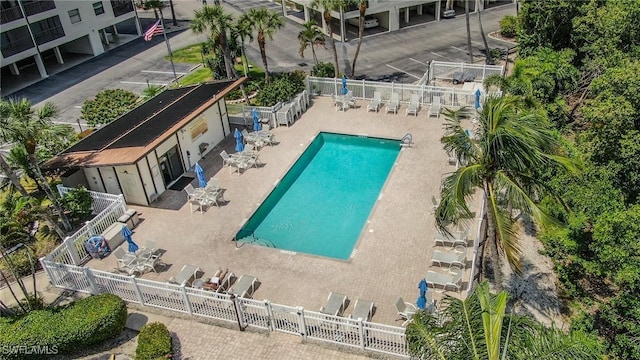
236 132 400 259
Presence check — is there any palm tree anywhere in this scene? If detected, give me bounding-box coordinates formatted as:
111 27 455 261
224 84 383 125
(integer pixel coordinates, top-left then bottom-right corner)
191 5 236 80
232 16 254 77
241 8 284 84
406 281 602 359
350 0 367 78
298 20 325 65
465 0 474 63
0 99 73 232
311 0 346 78
436 96 576 275
476 0 492 64
0 154 28 197
142 0 164 20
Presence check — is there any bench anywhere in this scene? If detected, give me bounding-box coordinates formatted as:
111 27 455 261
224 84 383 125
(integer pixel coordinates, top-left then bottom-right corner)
101 223 125 250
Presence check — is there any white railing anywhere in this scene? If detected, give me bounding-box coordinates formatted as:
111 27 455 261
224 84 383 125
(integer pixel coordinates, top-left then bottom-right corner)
57 184 123 214
45 186 127 265
40 259 409 358
307 76 484 108
428 61 504 83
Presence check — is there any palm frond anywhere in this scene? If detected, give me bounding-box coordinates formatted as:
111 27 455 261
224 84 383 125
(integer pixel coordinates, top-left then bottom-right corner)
436 165 482 235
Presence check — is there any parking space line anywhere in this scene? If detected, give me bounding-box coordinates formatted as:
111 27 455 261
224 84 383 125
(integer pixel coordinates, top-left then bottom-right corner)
409 58 429 66
120 81 170 85
141 70 188 75
385 64 421 80
471 41 483 46
450 46 468 53
430 52 448 59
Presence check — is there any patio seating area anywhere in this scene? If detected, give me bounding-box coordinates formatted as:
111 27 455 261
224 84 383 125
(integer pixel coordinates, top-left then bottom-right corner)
87 96 481 326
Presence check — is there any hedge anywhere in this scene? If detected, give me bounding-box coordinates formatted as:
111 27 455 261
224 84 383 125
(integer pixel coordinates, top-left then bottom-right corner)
0 294 127 359
135 322 172 360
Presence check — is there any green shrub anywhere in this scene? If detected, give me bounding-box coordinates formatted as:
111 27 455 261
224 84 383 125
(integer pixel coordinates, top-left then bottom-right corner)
60 186 93 223
499 15 518 38
0 294 127 359
311 62 334 78
254 72 306 107
135 322 172 360
81 89 139 127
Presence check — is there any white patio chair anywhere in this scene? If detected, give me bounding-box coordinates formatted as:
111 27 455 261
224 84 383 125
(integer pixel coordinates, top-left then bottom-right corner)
395 297 417 326
406 94 419 116
349 299 374 321
320 292 348 316
228 274 258 298
425 267 463 292
429 96 441 117
367 91 382 112
386 93 399 114
431 245 467 268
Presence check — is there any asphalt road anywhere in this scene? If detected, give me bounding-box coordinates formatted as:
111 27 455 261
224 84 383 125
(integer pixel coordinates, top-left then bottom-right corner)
10 0 516 128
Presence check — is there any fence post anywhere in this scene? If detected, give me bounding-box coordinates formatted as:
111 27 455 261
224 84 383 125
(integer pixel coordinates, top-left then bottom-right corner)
334 78 338 96
131 276 145 304
296 306 307 338
39 257 56 286
84 267 100 294
358 320 365 350
231 294 247 331
362 79 366 99
64 237 82 265
265 300 275 331
180 286 193 314
118 195 126 214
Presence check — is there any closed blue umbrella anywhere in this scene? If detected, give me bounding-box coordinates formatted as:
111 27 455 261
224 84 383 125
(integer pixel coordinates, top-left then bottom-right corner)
234 128 244 152
252 108 261 131
194 162 206 188
474 89 482 110
341 75 348 95
121 225 138 253
417 278 428 310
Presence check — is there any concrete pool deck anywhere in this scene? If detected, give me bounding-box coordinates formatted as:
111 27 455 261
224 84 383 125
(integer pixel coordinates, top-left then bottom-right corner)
88 96 481 326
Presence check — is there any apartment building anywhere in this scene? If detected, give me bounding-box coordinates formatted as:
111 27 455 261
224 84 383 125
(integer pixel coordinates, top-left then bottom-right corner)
1 0 140 95
288 0 514 41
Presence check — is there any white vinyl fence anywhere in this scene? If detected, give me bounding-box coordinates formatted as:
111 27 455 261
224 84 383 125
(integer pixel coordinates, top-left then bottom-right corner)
40 261 409 358
307 76 484 108
428 61 504 83
41 187 409 358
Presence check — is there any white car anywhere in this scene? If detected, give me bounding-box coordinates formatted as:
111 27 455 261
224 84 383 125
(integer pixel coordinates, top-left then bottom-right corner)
348 16 379 29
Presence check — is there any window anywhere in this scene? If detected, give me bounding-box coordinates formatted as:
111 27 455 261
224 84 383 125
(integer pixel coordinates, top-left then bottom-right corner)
68 9 81 23
93 1 105 15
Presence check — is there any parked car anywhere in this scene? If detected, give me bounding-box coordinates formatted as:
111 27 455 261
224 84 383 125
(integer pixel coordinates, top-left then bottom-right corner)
348 16 379 29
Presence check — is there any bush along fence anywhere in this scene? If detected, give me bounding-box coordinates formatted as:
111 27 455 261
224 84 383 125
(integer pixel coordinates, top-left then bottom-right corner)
40 187 409 358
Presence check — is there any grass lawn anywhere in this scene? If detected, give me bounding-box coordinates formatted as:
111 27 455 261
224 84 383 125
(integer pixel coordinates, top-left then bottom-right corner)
176 67 212 87
168 45 204 64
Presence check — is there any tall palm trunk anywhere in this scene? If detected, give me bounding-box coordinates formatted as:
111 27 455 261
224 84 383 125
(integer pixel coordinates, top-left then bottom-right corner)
258 34 270 83
324 12 339 78
0 155 28 196
311 44 318 65
350 4 366 78
168 0 177 26
0 268 26 313
465 0 473 63
476 0 491 64
218 34 235 80
27 153 71 232
482 182 502 286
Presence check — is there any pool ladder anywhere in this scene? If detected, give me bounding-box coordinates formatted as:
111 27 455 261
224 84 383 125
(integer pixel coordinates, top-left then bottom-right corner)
401 133 413 148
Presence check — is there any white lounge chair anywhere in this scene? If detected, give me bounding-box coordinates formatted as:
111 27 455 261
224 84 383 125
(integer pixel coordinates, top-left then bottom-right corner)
431 245 467 268
435 230 468 248
113 247 139 274
320 292 348 316
425 267 463 292
228 274 258 298
349 299 374 321
431 195 439 213
406 94 419 116
428 96 441 117
386 93 399 114
367 91 382 112
169 264 202 287
395 297 417 326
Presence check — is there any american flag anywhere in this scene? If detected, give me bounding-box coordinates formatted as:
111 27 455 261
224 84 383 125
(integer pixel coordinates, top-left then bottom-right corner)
144 20 164 41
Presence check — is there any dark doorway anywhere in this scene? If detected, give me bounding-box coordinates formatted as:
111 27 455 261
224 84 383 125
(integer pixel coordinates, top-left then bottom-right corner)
159 146 184 186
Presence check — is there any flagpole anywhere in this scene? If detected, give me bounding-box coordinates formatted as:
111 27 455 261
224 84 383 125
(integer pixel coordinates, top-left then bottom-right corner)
159 16 178 85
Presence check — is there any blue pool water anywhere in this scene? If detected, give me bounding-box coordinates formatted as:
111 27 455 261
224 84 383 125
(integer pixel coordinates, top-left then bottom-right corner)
236 132 400 259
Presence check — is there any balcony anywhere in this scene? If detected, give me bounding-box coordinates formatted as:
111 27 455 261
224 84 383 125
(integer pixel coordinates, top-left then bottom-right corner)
31 16 65 45
0 26 35 57
111 0 134 18
22 0 56 17
0 5 23 24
